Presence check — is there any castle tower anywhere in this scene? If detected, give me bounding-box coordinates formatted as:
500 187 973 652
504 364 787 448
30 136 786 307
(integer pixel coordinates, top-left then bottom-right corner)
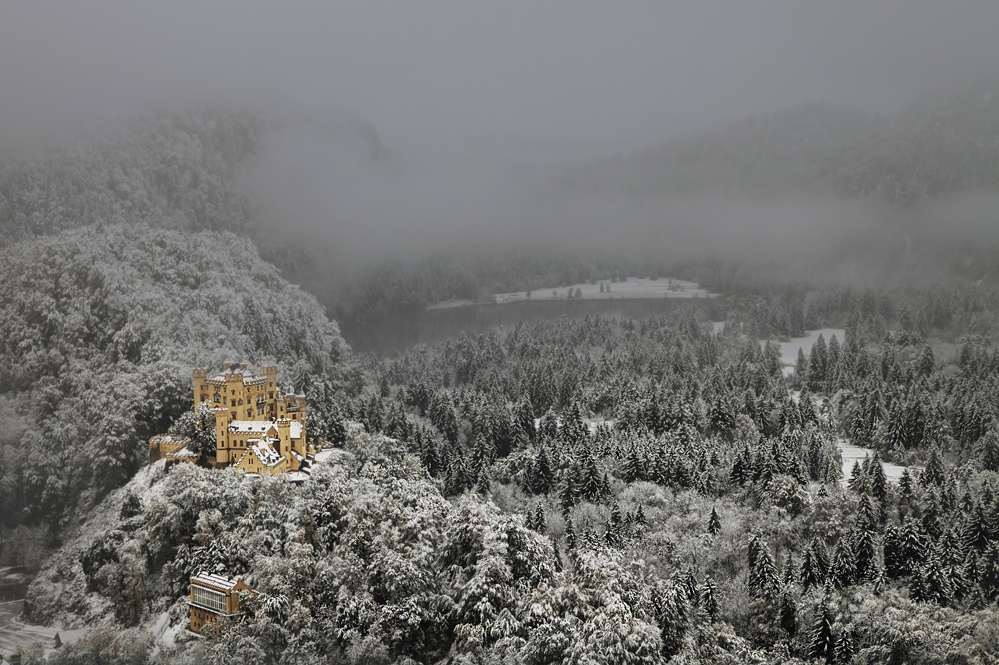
224 366 244 422
214 408 230 466
276 418 298 470
193 369 208 406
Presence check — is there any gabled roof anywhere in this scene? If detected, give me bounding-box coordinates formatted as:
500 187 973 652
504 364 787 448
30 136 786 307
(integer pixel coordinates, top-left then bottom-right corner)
191 571 244 591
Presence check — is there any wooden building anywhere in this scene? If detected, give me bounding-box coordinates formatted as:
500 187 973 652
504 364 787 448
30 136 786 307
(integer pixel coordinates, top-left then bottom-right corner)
188 571 252 635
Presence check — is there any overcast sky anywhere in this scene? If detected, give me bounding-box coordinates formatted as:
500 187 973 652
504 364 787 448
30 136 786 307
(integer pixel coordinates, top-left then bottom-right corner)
3 1 999 151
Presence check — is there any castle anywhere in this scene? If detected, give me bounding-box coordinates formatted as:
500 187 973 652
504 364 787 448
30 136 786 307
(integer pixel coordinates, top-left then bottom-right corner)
150 363 314 476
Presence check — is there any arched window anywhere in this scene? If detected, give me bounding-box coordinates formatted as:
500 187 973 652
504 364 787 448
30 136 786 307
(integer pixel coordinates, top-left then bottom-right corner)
214 394 221 403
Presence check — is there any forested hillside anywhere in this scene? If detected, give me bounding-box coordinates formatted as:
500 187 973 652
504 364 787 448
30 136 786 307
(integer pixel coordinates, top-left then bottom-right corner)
0 110 263 243
565 78 999 203
0 224 349 534
23 303 999 664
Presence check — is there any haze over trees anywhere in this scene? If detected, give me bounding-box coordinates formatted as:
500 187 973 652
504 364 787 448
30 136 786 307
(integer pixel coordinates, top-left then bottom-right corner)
4 7 999 661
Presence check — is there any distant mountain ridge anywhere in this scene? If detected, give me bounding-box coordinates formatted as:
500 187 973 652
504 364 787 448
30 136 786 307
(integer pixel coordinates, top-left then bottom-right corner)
562 78 999 204
0 106 385 247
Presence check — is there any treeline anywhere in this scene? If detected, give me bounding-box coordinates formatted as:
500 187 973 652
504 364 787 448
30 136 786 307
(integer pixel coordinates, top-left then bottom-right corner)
0 224 349 532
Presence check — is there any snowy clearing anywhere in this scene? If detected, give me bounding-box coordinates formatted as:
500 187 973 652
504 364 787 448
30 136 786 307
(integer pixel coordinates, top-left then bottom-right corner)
761 328 846 376
839 443 910 485
492 277 716 305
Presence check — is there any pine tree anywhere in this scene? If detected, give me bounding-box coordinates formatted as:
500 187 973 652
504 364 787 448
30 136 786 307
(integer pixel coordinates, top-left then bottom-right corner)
532 446 555 495
917 345 935 378
980 429 999 473
708 507 722 536
559 477 577 514
809 598 837 663
565 519 577 551
795 347 809 383
920 449 947 488
847 460 867 495
868 453 889 506
622 445 645 483
748 536 780 600
700 577 719 621
853 528 879 584
532 501 546 533
801 547 823 592
576 454 603 502
635 504 647 526
605 503 622 546
778 587 797 636
808 333 828 391
831 539 856 588
980 542 999 601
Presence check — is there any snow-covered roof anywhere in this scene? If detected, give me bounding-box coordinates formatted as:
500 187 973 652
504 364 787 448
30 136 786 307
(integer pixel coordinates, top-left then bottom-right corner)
229 421 276 435
251 441 283 467
166 446 197 458
289 422 303 439
207 373 268 385
191 571 243 591
151 434 187 443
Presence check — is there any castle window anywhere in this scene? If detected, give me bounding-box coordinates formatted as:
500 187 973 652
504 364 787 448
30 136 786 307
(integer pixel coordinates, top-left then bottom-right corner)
269 392 274 399
247 409 252 418
214 394 220 403
223 397 227 404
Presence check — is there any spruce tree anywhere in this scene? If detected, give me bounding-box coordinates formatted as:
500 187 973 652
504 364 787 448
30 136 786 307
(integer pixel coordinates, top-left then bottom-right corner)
605 503 622 546
980 542 999 601
809 598 837 663
831 539 857 588
635 504 647 526
801 548 822 592
748 535 780 600
700 577 719 621
533 501 546 534
708 507 722 536
532 446 555 495
778 587 797 636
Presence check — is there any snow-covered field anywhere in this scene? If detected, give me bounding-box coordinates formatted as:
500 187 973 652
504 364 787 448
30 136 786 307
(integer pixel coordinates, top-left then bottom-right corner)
762 328 846 376
492 277 716 305
839 444 909 485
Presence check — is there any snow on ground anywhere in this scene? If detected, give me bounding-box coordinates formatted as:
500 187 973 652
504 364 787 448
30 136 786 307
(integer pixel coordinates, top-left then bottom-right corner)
761 328 846 377
492 277 716 305
839 442 911 485
426 299 478 310
148 610 178 656
0 600 57 655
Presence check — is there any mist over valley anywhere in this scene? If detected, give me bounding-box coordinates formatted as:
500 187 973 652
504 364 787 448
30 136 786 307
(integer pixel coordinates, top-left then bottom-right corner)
3 3 999 664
